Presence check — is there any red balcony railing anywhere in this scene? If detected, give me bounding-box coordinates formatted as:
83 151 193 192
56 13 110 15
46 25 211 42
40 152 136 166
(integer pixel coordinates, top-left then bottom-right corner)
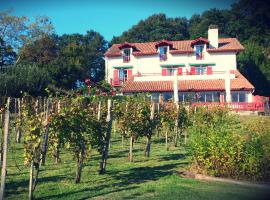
159 54 167 61
123 56 130 62
110 78 127 87
196 52 204 60
192 102 264 112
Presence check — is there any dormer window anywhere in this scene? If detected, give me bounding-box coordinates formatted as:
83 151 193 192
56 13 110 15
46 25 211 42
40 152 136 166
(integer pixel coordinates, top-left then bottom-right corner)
191 37 209 60
195 45 204 60
123 48 131 63
159 47 167 61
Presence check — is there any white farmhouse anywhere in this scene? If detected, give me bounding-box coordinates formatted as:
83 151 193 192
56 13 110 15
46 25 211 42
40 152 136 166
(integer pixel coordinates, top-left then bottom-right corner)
105 26 263 111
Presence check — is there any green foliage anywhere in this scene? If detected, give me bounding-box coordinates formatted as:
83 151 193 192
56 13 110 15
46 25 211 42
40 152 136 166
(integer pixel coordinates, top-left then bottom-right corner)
49 96 107 182
50 96 105 153
21 98 45 165
114 96 156 139
188 107 270 181
159 102 177 137
0 64 50 97
111 14 189 44
240 116 270 180
237 41 270 96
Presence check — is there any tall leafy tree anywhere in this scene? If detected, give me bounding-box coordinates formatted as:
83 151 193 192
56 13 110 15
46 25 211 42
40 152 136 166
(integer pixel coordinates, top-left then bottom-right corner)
111 14 189 44
238 41 270 96
50 31 107 89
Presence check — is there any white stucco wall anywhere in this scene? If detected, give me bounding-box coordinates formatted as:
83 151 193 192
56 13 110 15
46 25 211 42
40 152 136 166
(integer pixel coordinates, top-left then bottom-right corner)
105 47 237 82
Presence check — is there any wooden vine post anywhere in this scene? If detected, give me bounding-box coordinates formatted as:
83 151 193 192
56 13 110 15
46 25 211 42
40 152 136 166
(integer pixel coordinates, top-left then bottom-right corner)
173 104 179 147
99 99 113 174
97 101 101 121
165 130 169 151
16 98 22 143
41 98 51 166
129 135 134 162
0 97 10 200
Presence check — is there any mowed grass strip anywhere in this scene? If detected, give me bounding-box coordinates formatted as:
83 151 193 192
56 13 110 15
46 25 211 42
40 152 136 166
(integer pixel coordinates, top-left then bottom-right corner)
5 134 270 200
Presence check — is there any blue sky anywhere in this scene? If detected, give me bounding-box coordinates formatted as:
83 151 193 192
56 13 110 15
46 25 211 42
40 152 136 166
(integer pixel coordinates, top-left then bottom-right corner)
0 0 237 41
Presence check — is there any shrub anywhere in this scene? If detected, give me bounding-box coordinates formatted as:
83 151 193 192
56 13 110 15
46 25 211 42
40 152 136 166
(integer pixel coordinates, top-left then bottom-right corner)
240 116 270 181
187 107 270 181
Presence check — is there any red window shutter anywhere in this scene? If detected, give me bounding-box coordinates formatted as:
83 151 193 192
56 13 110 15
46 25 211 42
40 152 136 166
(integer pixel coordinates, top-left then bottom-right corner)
207 66 213 75
127 69 132 79
190 67 196 75
162 68 167 76
113 69 119 85
177 67 182 75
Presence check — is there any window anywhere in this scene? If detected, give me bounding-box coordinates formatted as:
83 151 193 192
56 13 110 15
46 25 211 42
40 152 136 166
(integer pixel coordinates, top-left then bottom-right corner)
119 69 128 82
178 92 196 102
195 45 204 60
163 92 173 101
151 93 160 102
112 68 132 86
123 49 130 62
159 47 167 61
195 66 206 75
197 92 220 102
231 92 247 102
167 68 176 76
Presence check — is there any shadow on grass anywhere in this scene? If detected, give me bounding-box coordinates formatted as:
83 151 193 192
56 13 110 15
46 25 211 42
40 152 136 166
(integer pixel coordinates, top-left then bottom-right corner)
158 153 186 161
6 175 67 197
108 148 142 159
38 183 138 200
108 162 181 187
40 162 184 199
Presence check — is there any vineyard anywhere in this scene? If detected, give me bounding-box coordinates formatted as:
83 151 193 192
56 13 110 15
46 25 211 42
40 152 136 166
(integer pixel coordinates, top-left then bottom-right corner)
0 95 270 200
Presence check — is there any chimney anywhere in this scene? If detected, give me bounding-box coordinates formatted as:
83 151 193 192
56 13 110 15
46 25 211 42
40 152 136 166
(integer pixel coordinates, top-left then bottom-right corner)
208 25 219 48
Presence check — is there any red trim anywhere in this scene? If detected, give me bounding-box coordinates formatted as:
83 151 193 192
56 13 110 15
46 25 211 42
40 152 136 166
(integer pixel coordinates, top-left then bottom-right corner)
192 102 264 112
170 50 194 54
127 69 132 79
155 39 173 48
162 68 167 76
207 48 244 52
118 42 136 49
191 37 210 46
206 67 213 75
123 56 130 62
177 67 183 75
112 69 120 86
190 67 196 75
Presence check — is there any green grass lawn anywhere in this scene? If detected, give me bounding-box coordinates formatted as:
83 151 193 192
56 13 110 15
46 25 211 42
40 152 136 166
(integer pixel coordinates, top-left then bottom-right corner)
5 134 270 200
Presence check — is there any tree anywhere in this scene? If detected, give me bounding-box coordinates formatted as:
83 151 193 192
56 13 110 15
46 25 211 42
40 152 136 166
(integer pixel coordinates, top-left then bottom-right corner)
0 64 50 97
111 14 189 44
49 31 107 89
0 11 54 66
238 41 270 96
19 35 58 66
188 9 230 39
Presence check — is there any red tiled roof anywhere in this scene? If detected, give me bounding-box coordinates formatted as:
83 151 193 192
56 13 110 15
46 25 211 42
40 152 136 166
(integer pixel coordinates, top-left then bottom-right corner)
122 70 254 93
154 39 173 48
118 42 137 49
105 38 244 57
190 37 210 46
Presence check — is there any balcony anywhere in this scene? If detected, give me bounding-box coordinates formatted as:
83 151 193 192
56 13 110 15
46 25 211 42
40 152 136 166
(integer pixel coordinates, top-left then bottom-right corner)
134 71 235 82
196 52 204 60
192 102 265 112
123 56 130 63
159 54 167 61
110 78 127 87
